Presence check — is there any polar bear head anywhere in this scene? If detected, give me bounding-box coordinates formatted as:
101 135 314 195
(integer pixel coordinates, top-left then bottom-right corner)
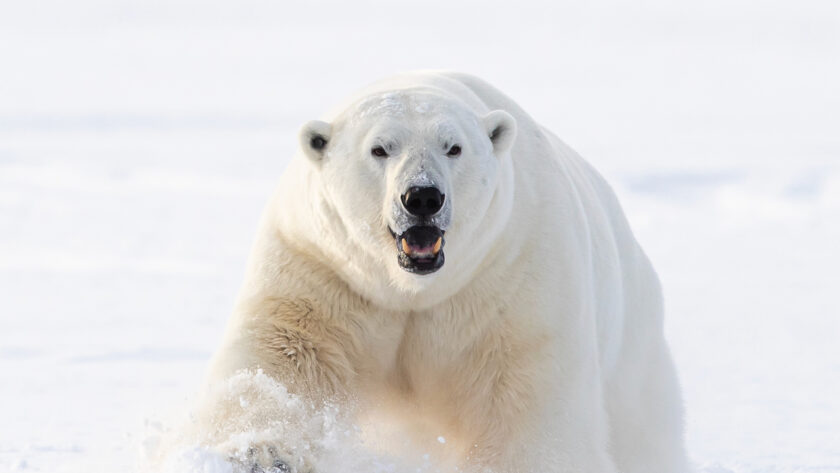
295 88 516 308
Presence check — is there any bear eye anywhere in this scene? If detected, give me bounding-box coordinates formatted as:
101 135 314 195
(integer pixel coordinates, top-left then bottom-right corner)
446 145 461 157
371 146 388 157
310 135 327 150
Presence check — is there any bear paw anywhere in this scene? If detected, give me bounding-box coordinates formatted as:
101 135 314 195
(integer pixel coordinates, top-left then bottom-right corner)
230 445 308 473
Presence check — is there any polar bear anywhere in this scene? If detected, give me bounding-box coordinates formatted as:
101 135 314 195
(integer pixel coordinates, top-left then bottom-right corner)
184 71 689 473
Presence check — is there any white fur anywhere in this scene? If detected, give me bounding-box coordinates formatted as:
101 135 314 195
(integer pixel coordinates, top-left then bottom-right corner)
187 71 689 473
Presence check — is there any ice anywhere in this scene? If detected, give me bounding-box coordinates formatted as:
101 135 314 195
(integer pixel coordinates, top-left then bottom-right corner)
1 0 838 471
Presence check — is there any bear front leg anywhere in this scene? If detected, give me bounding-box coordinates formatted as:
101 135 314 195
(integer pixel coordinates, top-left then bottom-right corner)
459 372 619 473
189 297 359 473
450 320 619 473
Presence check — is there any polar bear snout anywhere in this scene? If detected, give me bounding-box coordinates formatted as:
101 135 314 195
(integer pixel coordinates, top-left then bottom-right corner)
389 183 450 275
401 186 445 218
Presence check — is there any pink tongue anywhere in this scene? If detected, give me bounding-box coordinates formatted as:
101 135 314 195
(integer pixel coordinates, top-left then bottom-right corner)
409 244 435 254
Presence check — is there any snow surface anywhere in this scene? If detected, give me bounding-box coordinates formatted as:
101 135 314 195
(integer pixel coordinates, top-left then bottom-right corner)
1 0 838 471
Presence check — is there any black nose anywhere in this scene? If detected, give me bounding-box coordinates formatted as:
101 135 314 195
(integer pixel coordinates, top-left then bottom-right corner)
401 186 445 217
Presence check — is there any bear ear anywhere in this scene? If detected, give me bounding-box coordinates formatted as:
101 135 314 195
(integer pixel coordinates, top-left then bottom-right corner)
299 120 332 163
483 110 517 156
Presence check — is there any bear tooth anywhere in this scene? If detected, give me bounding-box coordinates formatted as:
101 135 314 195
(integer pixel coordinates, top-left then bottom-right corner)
433 237 442 254
401 238 411 255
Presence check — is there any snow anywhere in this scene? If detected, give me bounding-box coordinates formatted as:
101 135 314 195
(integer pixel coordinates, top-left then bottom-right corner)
1 0 838 471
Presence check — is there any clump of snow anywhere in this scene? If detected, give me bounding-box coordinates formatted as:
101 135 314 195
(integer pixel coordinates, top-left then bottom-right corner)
357 93 409 120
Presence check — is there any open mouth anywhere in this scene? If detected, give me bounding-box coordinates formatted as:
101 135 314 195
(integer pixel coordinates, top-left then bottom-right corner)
390 226 445 275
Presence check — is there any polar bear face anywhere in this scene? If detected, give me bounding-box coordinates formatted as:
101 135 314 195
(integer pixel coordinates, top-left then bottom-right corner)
297 89 516 304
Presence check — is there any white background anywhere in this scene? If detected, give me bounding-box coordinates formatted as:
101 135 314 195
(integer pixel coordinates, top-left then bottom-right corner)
1 0 838 471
